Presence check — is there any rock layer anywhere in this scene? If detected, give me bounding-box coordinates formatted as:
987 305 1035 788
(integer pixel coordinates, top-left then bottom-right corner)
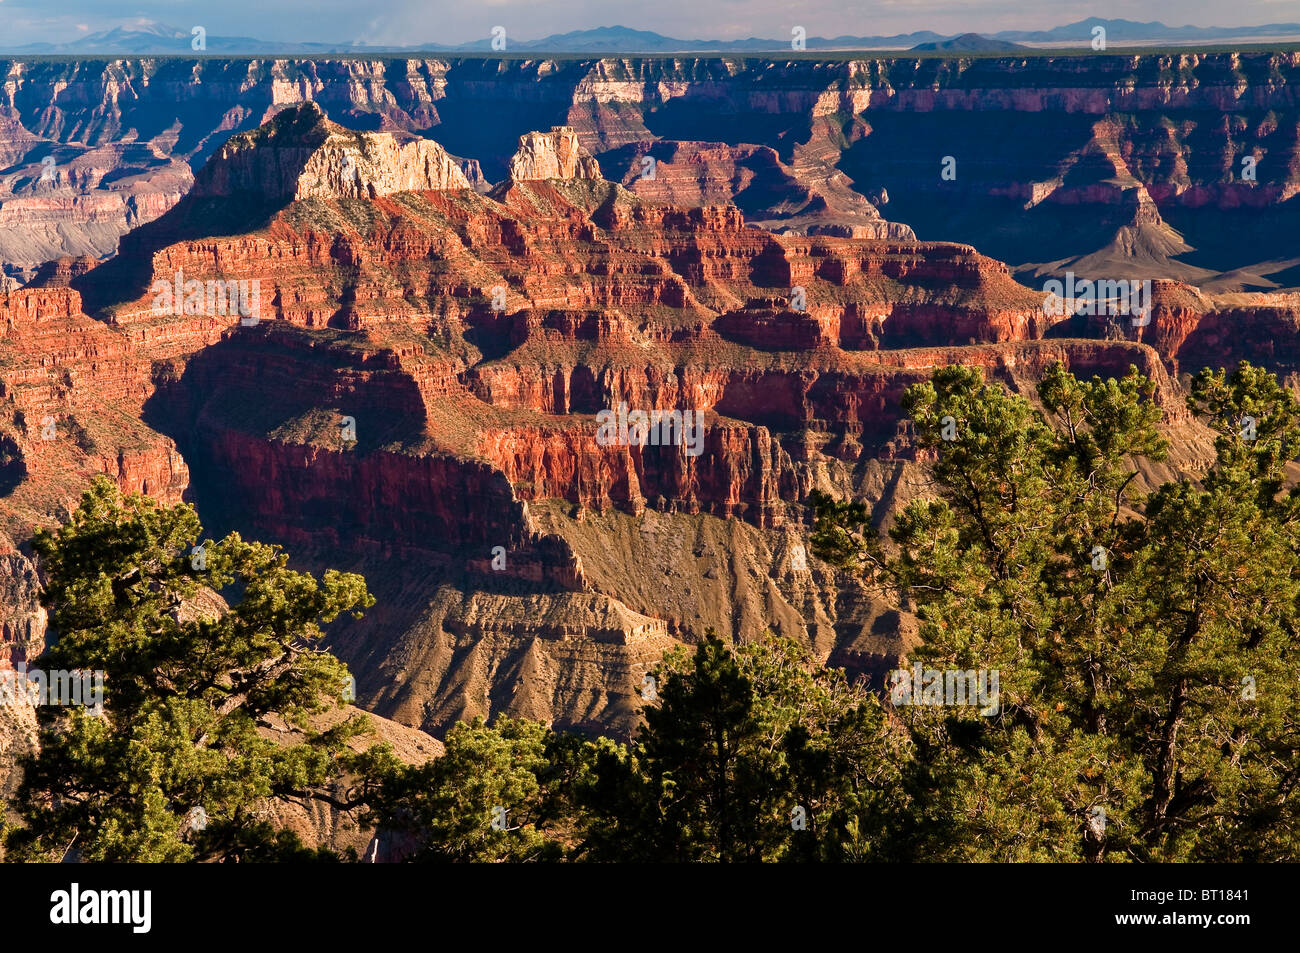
192 101 471 201
507 126 601 182
2 53 1299 285
0 100 1267 741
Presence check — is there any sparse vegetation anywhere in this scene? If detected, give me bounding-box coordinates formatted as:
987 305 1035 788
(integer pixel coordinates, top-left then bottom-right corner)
5 476 376 862
810 359 1300 861
5 361 1298 862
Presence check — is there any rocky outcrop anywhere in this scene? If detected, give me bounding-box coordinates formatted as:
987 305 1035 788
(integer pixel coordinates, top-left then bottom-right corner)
1 54 1300 286
0 132 191 282
191 102 471 202
0 282 196 669
0 549 44 666
1068 278 1300 378
0 99 1236 743
507 126 601 182
614 138 916 240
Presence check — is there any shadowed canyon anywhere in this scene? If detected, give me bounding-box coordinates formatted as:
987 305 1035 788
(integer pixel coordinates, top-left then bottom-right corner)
2 51 1299 755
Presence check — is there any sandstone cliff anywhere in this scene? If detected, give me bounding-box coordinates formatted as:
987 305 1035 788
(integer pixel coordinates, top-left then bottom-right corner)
191 101 471 201
2 54 1299 286
507 126 602 182
0 98 1257 746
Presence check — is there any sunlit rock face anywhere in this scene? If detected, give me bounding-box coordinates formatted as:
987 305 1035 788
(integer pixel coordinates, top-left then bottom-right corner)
0 68 1289 740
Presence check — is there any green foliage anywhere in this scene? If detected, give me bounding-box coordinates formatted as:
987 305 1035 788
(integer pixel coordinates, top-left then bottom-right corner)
806 490 876 572
811 360 1300 861
366 715 566 862
1189 362 1300 501
14 358 1298 864
576 632 905 861
6 476 375 862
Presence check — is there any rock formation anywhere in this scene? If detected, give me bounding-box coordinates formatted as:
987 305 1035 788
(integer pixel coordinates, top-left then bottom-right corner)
191 101 472 201
0 91 1279 745
613 139 915 240
507 126 602 182
1 53 1299 286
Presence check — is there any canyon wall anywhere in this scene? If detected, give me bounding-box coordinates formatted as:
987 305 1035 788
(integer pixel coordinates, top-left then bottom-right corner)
0 88 1289 742
1 53 1298 288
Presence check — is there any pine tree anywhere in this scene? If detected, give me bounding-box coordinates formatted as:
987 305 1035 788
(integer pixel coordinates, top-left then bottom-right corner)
810 361 1300 861
6 476 375 861
366 715 564 862
578 633 904 861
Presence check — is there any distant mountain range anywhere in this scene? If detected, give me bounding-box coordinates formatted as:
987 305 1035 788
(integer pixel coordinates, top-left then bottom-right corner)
3 18 1300 55
910 34 1027 53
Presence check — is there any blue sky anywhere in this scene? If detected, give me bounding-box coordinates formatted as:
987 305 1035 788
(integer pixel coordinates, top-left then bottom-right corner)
0 0 1295 46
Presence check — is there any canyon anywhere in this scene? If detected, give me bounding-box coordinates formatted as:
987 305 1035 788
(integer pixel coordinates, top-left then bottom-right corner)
0 53 1298 287
0 52 1297 756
